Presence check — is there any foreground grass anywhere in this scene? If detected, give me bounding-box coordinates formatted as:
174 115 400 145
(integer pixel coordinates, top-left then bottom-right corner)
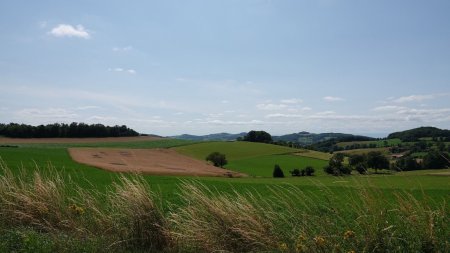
0 161 448 253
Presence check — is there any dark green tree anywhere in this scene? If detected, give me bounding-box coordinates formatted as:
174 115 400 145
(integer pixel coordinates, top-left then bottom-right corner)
242 130 273 143
349 154 367 174
289 168 301 177
273 164 285 178
205 152 228 168
324 153 351 176
423 150 449 169
304 166 315 176
367 151 390 173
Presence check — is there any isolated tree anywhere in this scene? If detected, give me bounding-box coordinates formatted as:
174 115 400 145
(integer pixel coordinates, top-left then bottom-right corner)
273 164 285 178
206 152 228 168
367 151 390 173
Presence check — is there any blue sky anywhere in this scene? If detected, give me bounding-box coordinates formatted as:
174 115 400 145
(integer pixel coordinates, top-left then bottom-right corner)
1 0 449 137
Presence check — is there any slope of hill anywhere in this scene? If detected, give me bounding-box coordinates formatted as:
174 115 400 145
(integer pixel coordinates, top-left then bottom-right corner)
173 141 330 177
387 126 450 141
172 131 374 145
273 132 375 145
170 132 246 141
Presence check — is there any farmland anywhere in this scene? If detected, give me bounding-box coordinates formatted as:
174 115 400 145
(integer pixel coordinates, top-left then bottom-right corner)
0 137 449 252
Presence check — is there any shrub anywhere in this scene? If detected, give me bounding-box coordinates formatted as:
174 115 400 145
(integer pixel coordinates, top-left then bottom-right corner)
290 168 301 177
355 164 367 174
304 166 315 176
206 152 228 167
273 164 285 178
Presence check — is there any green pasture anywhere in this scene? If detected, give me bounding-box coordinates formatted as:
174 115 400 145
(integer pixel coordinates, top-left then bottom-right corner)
1 146 449 202
226 154 328 177
173 141 299 161
1 139 449 205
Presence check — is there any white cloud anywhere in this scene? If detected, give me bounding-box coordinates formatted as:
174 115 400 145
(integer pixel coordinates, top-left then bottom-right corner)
265 113 302 118
323 96 344 102
256 103 288 110
200 119 263 125
16 108 78 119
112 46 133 52
372 105 407 111
76 105 101 110
49 24 90 39
316 110 335 115
392 94 434 103
108 68 137 74
280 98 302 104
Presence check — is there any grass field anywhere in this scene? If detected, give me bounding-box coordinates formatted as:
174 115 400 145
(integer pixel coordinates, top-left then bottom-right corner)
173 141 299 161
0 138 449 252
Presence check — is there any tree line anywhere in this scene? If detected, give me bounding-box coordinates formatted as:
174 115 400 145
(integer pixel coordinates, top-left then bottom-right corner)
0 122 139 138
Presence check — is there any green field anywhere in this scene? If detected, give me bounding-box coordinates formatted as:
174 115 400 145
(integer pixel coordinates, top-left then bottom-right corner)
174 141 299 161
1 139 449 252
1 140 449 200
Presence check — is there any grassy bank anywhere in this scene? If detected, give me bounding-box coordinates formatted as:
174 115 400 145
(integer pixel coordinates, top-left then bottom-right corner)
0 161 448 253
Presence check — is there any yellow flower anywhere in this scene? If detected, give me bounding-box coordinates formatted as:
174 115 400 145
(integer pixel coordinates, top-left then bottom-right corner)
279 242 288 251
314 236 326 247
295 242 307 253
344 230 355 239
298 232 306 241
69 204 85 215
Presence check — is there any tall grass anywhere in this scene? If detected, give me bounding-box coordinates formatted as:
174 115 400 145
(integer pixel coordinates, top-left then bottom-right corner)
0 160 448 252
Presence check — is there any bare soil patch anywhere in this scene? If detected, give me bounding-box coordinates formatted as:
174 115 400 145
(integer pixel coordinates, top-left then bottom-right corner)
0 136 162 144
68 148 245 177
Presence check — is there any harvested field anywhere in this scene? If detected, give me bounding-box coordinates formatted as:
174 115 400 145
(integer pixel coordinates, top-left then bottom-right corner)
0 136 162 144
68 148 245 177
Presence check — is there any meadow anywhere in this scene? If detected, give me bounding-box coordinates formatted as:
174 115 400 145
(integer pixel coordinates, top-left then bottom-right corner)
0 138 449 252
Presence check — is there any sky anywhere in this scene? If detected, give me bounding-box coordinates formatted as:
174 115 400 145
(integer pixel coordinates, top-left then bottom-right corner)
0 0 449 137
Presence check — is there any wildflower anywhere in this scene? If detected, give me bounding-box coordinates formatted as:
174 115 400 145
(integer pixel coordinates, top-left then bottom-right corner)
279 242 288 251
314 236 326 247
298 232 306 241
344 230 355 239
69 204 85 215
295 242 307 253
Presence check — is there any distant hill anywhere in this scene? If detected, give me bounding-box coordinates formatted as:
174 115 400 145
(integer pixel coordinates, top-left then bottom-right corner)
273 132 375 146
171 132 247 141
387 126 450 141
172 131 374 145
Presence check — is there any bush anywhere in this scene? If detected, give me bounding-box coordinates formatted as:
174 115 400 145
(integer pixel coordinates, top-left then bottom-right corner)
273 164 285 178
290 168 301 177
423 150 449 169
324 154 351 176
206 152 228 167
355 164 367 174
305 166 315 176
